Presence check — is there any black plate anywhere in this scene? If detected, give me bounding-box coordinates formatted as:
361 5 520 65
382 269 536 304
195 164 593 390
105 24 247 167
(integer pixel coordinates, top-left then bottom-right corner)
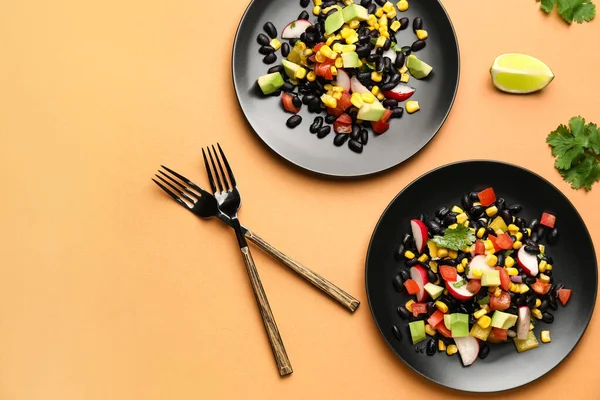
232 0 460 177
365 161 597 392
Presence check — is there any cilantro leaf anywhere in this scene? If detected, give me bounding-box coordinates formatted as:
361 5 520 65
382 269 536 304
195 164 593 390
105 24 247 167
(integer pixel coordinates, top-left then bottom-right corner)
453 280 466 289
538 0 557 12
478 295 490 305
560 156 600 190
464 264 470 277
537 0 596 23
504 250 514 257
432 225 476 251
571 0 596 22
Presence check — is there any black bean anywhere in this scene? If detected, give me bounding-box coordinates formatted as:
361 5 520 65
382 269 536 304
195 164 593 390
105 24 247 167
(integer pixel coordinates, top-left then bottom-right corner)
539 299 550 312
383 99 398 109
412 17 423 32
263 22 277 38
309 116 323 134
302 94 315 105
469 205 485 218
281 81 294 93
486 227 496 237
530 232 539 243
426 269 437 283
322 0 336 7
399 269 411 281
375 57 384 73
543 255 554 264
403 233 416 250
383 57 392 71
390 107 404 119
426 220 443 235
507 305 518 315
298 10 310 20
515 217 525 229
510 235 517 242
525 276 537 285
547 228 559 244
469 191 480 201
355 45 369 58
551 282 565 296
268 66 284 75
360 129 369 145
500 209 512 226
393 243 406 261
397 17 409 30
536 226 546 240
361 0 372 6
542 312 554 323
269 89 282 97
401 46 412 55
529 218 540 232
374 0 386 5
333 133 349 146
292 96 302 108
382 74 391 85
257 33 270 46
277 43 289 58
380 82 398 92
526 295 537 308
521 227 530 240
461 194 472 212
411 40 426 52
524 245 540 255
308 98 321 113
393 275 404 292
375 47 384 55
444 214 458 226
426 338 437 356
419 213 427 223
383 38 392 51
348 139 363 153
508 204 522 214
286 115 302 128
549 297 558 310
397 306 410 320
325 114 337 124
433 217 442 225
350 125 361 141
496 198 506 212
497 253 505 267
301 0 310 6
394 52 406 69
392 324 403 340
516 295 526 307
317 126 331 138
263 53 277 64
478 342 490 359
435 206 449 218
367 3 377 15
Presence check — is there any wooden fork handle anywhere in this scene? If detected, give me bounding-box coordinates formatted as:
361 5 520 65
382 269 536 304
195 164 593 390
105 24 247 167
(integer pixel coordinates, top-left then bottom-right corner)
240 246 293 377
244 228 360 313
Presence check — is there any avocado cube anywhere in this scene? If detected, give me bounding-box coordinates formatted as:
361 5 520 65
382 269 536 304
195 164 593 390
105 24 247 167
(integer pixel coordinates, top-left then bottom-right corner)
325 10 345 35
424 283 444 300
342 4 369 22
490 311 518 329
257 72 285 95
481 269 501 287
409 320 426 344
282 59 301 80
444 314 452 330
357 100 385 121
341 51 360 68
450 313 469 337
407 55 433 79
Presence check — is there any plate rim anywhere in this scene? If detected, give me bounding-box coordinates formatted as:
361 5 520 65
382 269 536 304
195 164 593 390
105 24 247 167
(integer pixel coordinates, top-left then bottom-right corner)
231 0 461 178
364 159 598 393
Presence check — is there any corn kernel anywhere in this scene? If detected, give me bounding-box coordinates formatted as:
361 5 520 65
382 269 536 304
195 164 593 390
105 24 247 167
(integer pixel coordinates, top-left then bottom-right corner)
451 205 463 214
437 248 448 258
375 35 387 48
541 330 551 343
506 267 518 276
325 36 335 47
324 84 333 91
531 308 542 319
379 15 388 27
539 260 547 273
535 298 542 308
438 340 446 352
516 232 523 241
345 34 359 44
400 73 410 83
425 324 436 336
341 44 356 53
430 261 438 273
448 223 458 229
319 45 337 59
296 42 307 51
404 250 416 259
456 264 464 274
482 240 492 250
435 301 448 313
397 0 409 12
494 287 502 297
546 264 553 271
390 20 401 32
356 119 363 124
399 65 408 74
361 93 375 104
456 213 468 224
482 304 490 313
527 228 532 236
313 5 321 15
306 71 316 82
332 43 343 53
448 250 458 260
495 229 504 236
472 268 483 278
477 315 492 329
406 100 420 114
376 92 385 101
539 244 545 254
513 241 523 250
371 71 383 82
446 344 458 356
416 29 428 40
418 254 429 263
519 284 530 294
320 94 337 109
267 39 281 52
335 57 344 68
332 91 342 100
371 86 381 96
387 8 397 18
330 66 337 76
485 248 496 256
485 254 498 266
474 308 488 319
477 227 486 238
350 93 363 108
507 224 519 233
539 273 551 283
375 7 384 17
349 20 360 29
382 1 394 12
509 283 519 292
367 14 378 26
340 27 353 39
405 299 415 312
486 206 498 217
505 256 515 268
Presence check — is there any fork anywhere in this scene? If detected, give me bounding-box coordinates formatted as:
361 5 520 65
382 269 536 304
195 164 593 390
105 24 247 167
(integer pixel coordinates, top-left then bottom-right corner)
202 144 292 377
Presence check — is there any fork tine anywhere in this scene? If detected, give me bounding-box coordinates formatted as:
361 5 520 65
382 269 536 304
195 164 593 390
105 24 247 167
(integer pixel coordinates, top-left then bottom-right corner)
217 143 236 187
158 170 200 199
201 149 218 194
160 165 204 193
152 178 191 209
207 147 225 194
212 144 231 191
155 174 197 205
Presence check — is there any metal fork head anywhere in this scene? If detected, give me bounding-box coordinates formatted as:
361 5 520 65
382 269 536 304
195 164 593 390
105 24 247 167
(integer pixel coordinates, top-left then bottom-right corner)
152 165 219 219
202 144 241 218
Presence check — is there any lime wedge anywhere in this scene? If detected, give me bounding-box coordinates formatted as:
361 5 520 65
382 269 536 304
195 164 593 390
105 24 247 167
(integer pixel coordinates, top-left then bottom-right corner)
490 53 554 94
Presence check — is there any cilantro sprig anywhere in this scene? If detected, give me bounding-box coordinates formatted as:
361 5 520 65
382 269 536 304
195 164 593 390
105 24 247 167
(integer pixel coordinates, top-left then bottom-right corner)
537 0 596 24
432 224 475 251
546 116 600 191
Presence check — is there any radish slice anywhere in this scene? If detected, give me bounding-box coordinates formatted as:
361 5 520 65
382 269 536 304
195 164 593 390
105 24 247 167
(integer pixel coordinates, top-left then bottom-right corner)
350 76 370 94
382 85 416 102
410 266 430 302
410 219 428 254
517 306 530 340
517 246 539 276
466 255 494 279
335 69 351 92
382 49 397 62
281 20 312 39
454 336 479 367
445 276 475 301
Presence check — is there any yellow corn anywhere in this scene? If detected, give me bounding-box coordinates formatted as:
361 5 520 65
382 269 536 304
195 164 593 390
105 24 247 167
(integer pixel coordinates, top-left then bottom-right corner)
404 250 416 259
519 284 530 294
506 267 518 276
438 340 446 352
474 308 488 319
343 0 353 5
539 244 545 254
330 66 338 76
335 57 344 68
448 223 458 229
340 27 353 39
505 256 515 268
435 301 448 313
541 330 551 343
332 91 342 100
377 92 385 101
486 206 498 217
361 92 375 103
322 5 341 14
400 73 410 83
513 241 523 250
306 71 316 82
406 100 420 114
425 324 436 336
539 273 551 283
530 323 534 331
527 228 532 236
296 42 307 51
484 240 493 250
332 43 343 53
418 254 429 263
313 5 321 15
437 248 448 258
367 14 378 26
387 8 397 18
349 20 360 29
375 7 384 17
531 308 542 319
371 86 381 96
446 344 458 356
457 264 465 273
476 227 486 238
449 250 458 259
509 283 519 292
472 268 483 278
320 94 337 109
319 45 337 59
390 20 401 32
495 229 504 236
477 315 492 329
295 67 307 80
399 65 408 74
350 93 363 108
516 232 523 241
416 29 428 40
430 261 439 273
346 34 359 44
494 287 502 297
482 304 490 313
268 39 281 51
371 71 383 82
341 44 356 53
382 1 394 12
486 254 498 267
324 84 333 91
456 213 468 224
452 205 463 213
535 298 542 308
508 224 520 233
546 264 553 271
539 260 547 273
325 36 335 47
375 35 387 48
379 15 388 27
405 299 415 312
397 0 409 11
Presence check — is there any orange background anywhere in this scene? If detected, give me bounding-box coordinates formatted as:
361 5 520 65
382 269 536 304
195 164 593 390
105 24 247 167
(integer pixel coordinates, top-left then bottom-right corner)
1 0 599 399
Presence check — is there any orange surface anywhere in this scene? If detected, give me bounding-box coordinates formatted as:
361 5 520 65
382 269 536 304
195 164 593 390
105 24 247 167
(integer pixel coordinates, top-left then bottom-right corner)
1 0 599 399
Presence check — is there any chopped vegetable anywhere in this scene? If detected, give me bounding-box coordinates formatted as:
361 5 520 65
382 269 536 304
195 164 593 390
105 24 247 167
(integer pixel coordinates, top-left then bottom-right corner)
432 224 476 251
478 188 496 207
409 320 426 344
404 279 420 295
540 212 556 228
557 288 572 306
537 0 596 24
513 331 539 353
412 302 428 317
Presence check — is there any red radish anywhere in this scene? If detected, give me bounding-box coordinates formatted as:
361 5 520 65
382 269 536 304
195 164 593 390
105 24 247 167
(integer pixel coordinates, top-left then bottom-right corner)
517 306 530 340
410 265 430 302
410 219 428 254
466 255 494 279
350 76 370 94
454 336 479 367
382 85 416 102
445 276 475 301
281 20 312 39
335 69 351 92
517 246 539 276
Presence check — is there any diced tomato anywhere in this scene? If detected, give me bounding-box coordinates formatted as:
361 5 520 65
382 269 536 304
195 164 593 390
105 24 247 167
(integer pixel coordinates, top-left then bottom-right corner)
380 109 393 123
333 120 353 134
540 212 556 228
308 55 316 63
496 233 514 250
427 310 445 327
488 235 502 252
492 328 508 341
281 93 300 114
336 113 352 125
412 302 428 317
466 279 482 294
478 188 496 207
489 291 511 311
475 240 485 255
486 329 504 343
440 265 458 282
337 91 352 111
371 120 389 135
531 279 551 295
435 323 452 338
404 279 420 295
495 267 511 291
315 62 334 80
313 42 325 53
328 107 344 117
557 288 572 306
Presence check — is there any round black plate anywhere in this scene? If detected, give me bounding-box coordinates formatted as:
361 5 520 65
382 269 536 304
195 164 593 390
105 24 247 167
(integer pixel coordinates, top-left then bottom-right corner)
232 0 460 177
365 161 597 392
